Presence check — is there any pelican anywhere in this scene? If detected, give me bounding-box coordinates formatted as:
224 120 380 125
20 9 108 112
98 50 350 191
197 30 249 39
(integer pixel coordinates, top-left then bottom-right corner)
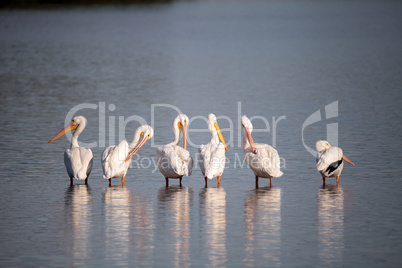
241 115 283 188
315 140 354 185
48 116 93 185
156 114 193 187
198 113 228 187
102 125 153 186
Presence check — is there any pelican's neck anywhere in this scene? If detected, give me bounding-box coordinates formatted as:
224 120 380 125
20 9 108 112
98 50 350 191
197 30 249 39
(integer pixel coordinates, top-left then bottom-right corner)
71 123 85 149
71 136 79 148
169 123 181 146
210 128 220 146
243 129 251 151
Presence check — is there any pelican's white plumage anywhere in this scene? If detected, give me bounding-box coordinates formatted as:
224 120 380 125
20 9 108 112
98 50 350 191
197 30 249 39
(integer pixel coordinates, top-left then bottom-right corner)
48 116 93 184
315 140 354 184
156 114 193 186
241 115 283 187
102 125 153 186
198 113 228 187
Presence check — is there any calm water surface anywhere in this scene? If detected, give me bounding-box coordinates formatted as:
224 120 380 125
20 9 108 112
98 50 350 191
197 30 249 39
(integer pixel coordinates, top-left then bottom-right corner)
0 0 402 267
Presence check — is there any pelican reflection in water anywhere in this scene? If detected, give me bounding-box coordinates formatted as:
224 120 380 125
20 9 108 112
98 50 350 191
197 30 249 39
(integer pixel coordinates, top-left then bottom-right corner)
103 186 130 266
130 193 154 264
103 186 154 266
199 187 227 266
318 185 344 266
64 184 93 266
243 186 281 267
157 186 193 267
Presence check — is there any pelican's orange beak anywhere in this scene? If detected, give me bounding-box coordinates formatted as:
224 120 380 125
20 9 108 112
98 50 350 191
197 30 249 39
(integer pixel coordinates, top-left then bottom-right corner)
244 125 256 154
342 155 355 166
124 134 149 162
48 120 77 143
214 122 228 151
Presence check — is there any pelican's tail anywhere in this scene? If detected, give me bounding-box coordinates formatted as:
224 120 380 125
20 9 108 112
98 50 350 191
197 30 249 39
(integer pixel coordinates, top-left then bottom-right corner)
77 171 88 180
272 169 284 178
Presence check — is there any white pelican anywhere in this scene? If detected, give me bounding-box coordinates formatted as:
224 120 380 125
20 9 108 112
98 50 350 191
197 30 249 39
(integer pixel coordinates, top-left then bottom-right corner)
48 116 93 185
102 125 153 186
241 115 283 188
156 114 193 187
198 113 228 187
315 140 354 185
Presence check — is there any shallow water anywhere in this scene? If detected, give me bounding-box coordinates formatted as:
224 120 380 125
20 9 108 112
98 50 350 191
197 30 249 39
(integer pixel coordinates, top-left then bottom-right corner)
1 0 402 267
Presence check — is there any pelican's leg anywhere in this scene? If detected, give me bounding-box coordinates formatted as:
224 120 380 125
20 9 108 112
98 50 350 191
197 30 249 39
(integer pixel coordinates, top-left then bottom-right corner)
205 177 208 188
109 178 112 187
255 175 259 189
217 176 221 188
179 177 183 187
122 176 125 187
322 176 326 186
336 176 340 187
165 177 169 187
270 177 273 188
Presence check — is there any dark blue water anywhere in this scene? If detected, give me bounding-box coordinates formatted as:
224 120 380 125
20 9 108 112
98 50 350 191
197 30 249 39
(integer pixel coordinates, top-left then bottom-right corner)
1 0 401 266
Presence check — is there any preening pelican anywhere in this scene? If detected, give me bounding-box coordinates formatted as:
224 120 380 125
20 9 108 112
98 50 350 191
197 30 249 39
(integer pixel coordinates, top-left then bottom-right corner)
315 140 354 185
48 116 93 184
198 113 228 187
102 125 153 186
156 114 193 187
241 115 283 188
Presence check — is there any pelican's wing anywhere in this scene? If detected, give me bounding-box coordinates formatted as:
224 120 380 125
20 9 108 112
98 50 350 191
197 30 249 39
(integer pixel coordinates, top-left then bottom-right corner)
101 140 129 179
156 146 164 160
316 147 343 173
156 145 176 177
188 155 194 176
204 143 226 179
65 147 93 180
174 146 193 176
64 150 74 179
80 148 93 179
262 144 283 177
157 145 193 177
86 157 93 179
102 145 115 179
198 144 207 176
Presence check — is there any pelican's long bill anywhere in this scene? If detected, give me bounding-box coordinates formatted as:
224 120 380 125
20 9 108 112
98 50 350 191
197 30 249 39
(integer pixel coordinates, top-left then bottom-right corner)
244 126 256 154
124 134 149 162
214 122 228 151
48 121 77 143
342 155 355 166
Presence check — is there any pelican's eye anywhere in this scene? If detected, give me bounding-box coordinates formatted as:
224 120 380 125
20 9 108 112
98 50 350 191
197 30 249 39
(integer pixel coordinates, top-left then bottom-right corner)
184 119 187 124
147 134 150 138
